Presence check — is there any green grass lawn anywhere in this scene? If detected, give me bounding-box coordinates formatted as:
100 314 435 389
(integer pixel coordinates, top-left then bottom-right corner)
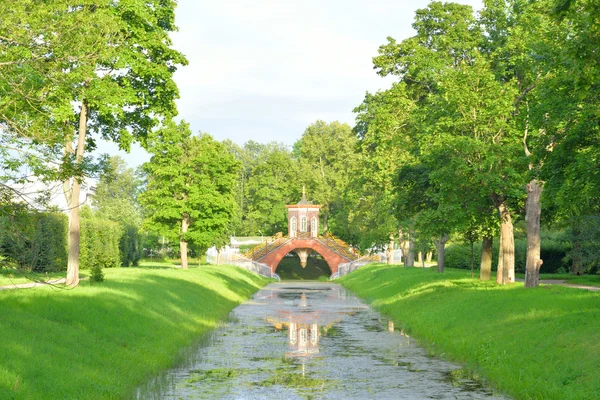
0 264 269 399
340 264 600 400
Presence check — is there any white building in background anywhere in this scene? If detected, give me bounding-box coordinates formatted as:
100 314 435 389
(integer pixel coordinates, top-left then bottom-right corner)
206 236 263 264
11 176 97 213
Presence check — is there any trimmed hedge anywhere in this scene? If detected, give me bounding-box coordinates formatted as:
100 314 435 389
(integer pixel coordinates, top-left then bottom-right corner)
120 224 142 267
80 214 121 269
0 207 67 272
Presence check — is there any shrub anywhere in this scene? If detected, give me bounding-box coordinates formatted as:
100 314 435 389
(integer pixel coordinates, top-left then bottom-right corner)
89 258 105 283
80 213 122 270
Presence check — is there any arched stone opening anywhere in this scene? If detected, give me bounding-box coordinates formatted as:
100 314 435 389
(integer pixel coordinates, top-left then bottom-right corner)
275 250 332 280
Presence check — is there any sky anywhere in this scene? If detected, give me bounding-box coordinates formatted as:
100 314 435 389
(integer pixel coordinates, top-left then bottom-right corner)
99 0 484 168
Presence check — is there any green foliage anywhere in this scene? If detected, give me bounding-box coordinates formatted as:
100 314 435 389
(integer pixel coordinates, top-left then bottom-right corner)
294 121 358 235
0 265 268 399
445 233 570 274
140 121 239 251
120 224 142 267
0 0 188 191
244 147 298 235
89 259 105 283
80 208 121 270
341 265 600 399
94 156 143 267
0 204 67 272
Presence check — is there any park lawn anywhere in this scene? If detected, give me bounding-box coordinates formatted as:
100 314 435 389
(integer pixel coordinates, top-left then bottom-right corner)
0 264 269 399
340 264 600 400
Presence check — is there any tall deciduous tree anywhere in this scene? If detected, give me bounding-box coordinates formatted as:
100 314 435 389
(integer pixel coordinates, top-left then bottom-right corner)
140 121 239 269
0 0 187 286
294 121 358 235
93 156 143 266
245 147 298 235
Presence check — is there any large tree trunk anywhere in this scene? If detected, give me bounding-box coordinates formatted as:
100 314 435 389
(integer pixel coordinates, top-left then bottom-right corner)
498 202 515 284
525 180 543 287
65 103 88 287
434 234 449 273
496 229 503 284
399 229 409 267
386 234 394 265
180 215 189 269
406 230 416 267
480 236 492 281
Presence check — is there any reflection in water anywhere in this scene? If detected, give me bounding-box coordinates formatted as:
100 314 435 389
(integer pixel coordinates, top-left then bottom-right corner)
137 283 506 399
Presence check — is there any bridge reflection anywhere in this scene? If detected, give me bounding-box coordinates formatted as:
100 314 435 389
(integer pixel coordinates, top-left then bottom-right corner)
265 288 346 362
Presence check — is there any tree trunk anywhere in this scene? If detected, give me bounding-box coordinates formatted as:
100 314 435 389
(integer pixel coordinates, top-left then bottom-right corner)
399 230 409 267
496 229 503 284
480 236 492 281
470 240 475 278
434 234 448 273
180 215 189 269
418 252 423 265
406 230 416 267
426 251 432 262
65 102 88 287
525 180 543 287
498 202 515 284
386 235 394 265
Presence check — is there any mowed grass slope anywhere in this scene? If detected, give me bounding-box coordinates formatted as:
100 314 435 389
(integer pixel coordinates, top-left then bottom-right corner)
0 265 269 399
340 264 600 400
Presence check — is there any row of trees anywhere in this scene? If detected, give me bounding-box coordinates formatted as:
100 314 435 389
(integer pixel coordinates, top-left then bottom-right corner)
222 0 600 288
2 0 598 287
348 0 600 286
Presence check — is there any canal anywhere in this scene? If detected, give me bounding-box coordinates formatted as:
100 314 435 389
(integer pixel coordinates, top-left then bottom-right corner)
138 282 505 399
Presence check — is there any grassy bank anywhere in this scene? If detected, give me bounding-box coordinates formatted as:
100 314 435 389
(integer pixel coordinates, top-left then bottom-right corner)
340 264 600 400
0 265 269 399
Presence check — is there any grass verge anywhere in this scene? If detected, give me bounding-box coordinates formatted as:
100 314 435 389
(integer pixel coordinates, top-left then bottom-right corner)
0 264 269 399
340 264 600 400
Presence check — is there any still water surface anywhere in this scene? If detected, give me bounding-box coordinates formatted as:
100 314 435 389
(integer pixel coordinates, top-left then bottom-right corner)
138 282 506 399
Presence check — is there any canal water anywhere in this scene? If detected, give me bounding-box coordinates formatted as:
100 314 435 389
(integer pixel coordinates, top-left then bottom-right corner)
138 282 506 399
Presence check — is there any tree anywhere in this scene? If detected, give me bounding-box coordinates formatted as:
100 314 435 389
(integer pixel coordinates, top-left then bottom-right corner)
0 0 187 286
245 147 298 235
93 156 143 266
294 121 358 235
224 140 292 236
140 121 239 269
352 83 416 253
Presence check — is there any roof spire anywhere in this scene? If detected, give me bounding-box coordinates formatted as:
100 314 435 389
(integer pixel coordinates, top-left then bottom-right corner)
297 186 311 205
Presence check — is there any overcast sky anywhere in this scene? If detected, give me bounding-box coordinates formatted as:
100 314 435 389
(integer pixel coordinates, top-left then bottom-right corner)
99 0 483 168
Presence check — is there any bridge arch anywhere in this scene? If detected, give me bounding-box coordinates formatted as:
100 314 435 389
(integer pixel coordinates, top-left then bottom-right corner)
258 239 350 276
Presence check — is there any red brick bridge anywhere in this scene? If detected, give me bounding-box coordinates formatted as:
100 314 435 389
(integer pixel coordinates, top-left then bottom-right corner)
242 189 360 276
247 233 358 276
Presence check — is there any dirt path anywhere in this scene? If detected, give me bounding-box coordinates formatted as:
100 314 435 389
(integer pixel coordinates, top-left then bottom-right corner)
516 278 600 292
0 278 66 291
